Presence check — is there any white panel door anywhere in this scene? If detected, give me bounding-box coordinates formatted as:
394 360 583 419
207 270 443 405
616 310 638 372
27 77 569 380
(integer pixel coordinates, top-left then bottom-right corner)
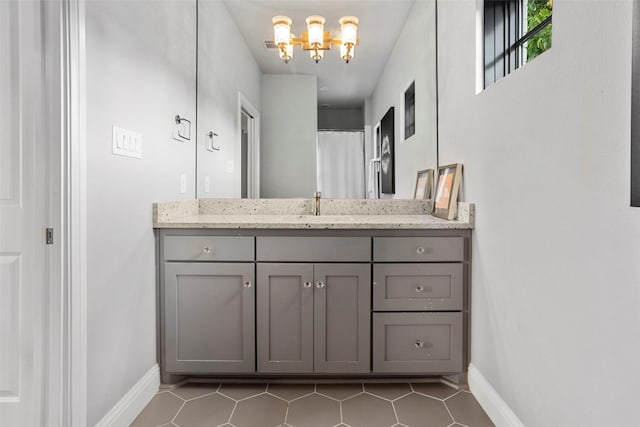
0 1 47 426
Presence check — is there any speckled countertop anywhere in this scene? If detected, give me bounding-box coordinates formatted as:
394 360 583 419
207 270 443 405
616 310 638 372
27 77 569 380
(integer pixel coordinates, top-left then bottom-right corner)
152 199 474 230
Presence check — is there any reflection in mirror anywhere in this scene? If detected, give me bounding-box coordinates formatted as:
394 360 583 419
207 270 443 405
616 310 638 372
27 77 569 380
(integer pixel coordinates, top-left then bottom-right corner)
196 0 437 199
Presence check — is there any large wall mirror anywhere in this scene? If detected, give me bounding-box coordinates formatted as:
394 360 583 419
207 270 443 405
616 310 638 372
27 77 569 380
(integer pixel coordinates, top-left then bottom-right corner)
196 0 438 199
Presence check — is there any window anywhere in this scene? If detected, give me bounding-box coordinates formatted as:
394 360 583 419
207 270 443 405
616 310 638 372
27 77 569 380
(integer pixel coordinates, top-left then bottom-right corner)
484 0 552 88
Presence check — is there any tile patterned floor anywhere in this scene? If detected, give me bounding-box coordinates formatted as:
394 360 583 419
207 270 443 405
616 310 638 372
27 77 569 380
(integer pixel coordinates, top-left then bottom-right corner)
131 382 494 427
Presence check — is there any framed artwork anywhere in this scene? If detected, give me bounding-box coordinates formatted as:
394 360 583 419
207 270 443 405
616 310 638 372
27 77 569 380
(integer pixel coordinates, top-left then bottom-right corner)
414 169 434 200
404 81 415 140
433 163 462 220
374 122 382 198
380 107 395 194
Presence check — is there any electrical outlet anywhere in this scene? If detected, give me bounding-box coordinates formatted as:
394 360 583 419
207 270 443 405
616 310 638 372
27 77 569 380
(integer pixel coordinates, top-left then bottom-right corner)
180 173 187 194
112 126 142 159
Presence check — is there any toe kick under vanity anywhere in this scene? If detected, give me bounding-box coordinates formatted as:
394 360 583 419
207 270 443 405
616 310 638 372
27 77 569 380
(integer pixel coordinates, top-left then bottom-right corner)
153 199 475 385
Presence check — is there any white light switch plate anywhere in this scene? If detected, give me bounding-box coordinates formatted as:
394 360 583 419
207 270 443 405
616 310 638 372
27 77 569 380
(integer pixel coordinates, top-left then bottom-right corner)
112 126 142 159
226 160 234 174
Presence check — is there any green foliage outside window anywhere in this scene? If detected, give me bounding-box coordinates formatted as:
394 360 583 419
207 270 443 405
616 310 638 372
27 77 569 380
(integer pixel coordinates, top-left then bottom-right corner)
526 0 553 61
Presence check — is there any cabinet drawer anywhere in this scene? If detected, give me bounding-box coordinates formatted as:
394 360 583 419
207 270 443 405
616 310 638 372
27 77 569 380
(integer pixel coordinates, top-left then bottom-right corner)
256 237 370 262
373 313 462 373
373 264 463 311
373 237 464 262
164 236 254 261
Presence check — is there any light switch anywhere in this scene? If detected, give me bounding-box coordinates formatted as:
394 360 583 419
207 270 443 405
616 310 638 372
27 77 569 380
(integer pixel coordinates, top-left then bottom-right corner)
204 176 210 193
112 126 142 159
226 160 234 174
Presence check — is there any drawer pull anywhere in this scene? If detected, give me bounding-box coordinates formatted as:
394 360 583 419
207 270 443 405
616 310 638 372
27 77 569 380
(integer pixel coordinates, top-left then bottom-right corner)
243 281 252 288
416 285 425 293
315 281 326 289
416 246 426 254
202 247 212 254
303 281 313 289
415 340 425 349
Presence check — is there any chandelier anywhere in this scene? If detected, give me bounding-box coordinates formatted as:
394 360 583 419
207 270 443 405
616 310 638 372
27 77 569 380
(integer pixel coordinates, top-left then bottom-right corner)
272 15 359 64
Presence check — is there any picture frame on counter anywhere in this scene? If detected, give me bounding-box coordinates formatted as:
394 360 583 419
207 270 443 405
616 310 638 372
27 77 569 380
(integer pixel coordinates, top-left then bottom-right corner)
433 163 463 220
414 169 434 200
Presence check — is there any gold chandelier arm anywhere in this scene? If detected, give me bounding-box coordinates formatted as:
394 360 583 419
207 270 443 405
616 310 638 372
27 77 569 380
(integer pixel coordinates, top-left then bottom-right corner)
330 37 360 46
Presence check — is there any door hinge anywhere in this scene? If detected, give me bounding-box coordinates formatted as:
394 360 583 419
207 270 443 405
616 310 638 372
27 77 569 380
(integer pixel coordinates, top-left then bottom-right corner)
46 228 54 245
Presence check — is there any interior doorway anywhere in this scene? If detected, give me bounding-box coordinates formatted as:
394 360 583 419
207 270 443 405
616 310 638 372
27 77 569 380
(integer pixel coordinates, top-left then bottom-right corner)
237 93 260 198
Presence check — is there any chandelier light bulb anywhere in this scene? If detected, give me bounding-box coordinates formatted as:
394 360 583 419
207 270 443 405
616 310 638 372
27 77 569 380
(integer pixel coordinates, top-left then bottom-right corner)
272 16 292 46
306 15 326 48
339 16 359 47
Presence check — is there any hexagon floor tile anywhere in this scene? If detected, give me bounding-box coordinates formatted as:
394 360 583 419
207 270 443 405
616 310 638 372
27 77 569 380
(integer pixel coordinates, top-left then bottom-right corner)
364 383 412 401
315 383 363 401
446 391 495 427
267 383 315 401
171 383 220 400
138 382 494 427
411 382 459 400
230 393 287 427
342 393 397 427
286 393 340 427
173 393 235 427
394 393 453 427
218 384 267 400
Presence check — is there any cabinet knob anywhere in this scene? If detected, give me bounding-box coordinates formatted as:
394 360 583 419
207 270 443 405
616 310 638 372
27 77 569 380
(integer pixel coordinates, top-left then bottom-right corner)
315 281 325 289
303 281 313 289
415 340 425 349
415 285 425 293
203 247 212 254
416 246 425 254
243 281 252 288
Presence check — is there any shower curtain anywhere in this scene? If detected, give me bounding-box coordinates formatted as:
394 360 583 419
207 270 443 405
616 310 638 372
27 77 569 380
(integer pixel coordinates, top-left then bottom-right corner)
316 131 365 199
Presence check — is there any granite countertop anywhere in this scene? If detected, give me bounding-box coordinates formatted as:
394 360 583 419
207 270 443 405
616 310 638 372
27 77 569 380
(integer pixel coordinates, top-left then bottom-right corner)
152 199 474 230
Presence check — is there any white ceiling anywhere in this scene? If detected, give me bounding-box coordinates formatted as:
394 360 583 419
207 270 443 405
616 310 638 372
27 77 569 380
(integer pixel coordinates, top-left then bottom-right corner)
221 0 416 108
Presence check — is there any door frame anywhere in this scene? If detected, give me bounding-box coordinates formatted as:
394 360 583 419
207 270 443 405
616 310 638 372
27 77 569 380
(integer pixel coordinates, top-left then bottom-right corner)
45 0 88 426
237 92 260 198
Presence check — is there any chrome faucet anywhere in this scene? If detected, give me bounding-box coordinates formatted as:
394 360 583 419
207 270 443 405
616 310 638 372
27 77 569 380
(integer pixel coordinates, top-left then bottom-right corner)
314 191 321 216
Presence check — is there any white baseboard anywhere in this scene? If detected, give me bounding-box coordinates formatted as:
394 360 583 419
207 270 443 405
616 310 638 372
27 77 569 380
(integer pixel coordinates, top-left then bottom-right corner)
468 364 526 427
94 364 160 427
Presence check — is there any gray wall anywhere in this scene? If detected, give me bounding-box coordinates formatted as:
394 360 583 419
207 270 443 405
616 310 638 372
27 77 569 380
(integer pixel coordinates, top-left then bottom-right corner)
85 1 196 424
318 108 364 130
197 0 262 198
438 0 640 425
367 0 438 199
261 74 318 198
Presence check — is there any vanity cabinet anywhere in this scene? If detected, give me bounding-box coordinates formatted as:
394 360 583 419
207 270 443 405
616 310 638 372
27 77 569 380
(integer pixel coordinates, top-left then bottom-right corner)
157 229 470 382
256 263 370 374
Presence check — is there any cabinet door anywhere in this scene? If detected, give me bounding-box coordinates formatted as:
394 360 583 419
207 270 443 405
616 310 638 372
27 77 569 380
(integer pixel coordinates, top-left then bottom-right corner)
314 264 371 373
257 263 314 373
164 263 255 373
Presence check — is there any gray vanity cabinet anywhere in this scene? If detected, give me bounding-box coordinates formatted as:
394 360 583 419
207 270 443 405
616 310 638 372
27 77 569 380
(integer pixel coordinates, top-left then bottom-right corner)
157 229 470 382
164 262 255 373
257 263 370 374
